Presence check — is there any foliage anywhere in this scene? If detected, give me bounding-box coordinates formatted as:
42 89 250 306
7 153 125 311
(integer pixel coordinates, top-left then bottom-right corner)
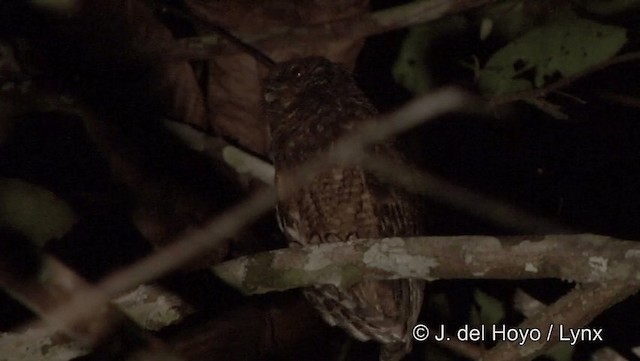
479 17 626 95
0 178 76 246
394 0 629 99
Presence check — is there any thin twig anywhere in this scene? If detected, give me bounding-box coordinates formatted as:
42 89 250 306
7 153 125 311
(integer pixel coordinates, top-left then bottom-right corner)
361 154 570 233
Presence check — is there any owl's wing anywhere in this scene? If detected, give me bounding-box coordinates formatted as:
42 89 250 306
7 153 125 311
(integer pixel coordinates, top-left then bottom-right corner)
283 158 425 357
360 142 425 357
365 142 426 237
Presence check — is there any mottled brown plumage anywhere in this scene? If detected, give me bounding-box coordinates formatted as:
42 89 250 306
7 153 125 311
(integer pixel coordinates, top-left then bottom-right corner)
264 57 423 361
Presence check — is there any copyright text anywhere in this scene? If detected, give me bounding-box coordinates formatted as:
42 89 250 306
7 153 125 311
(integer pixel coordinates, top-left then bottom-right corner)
412 324 603 346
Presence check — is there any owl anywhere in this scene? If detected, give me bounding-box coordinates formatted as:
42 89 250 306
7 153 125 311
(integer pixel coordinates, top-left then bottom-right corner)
264 57 424 361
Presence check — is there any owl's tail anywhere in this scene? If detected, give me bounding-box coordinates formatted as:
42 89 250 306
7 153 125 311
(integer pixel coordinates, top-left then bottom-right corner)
380 341 411 361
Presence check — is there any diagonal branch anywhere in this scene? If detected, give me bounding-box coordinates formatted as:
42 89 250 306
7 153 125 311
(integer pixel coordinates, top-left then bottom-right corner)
0 255 189 359
176 0 497 59
21 88 475 348
0 285 191 360
164 121 569 233
360 154 570 233
483 282 635 361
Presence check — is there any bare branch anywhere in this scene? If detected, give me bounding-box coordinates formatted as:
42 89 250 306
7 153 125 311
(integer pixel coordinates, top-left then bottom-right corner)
213 234 640 294
483 282 635 361
176 0 497 59
361 154 570 233
435 334 486 360
164 122 569 233
163 119 274 185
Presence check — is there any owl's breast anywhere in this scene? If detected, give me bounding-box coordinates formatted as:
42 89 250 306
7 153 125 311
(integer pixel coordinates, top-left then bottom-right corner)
276 166 382 246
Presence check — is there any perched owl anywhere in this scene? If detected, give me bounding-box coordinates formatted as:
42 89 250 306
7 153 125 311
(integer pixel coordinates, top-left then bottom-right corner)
264 56 424 361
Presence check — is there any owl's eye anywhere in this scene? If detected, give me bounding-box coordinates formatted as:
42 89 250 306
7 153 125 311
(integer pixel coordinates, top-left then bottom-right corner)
289 64 303 78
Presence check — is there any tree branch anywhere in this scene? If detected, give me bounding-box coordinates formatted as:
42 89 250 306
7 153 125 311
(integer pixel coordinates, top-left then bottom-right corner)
21 88 474 352
0 285 191 360
0 255 191 359
483 282 635 361
213 234 640 294
176 0 497 59
361 153 570 233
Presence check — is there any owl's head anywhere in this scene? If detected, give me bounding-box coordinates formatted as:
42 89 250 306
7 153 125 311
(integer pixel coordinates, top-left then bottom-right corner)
264 56 370 167
263 56 350 111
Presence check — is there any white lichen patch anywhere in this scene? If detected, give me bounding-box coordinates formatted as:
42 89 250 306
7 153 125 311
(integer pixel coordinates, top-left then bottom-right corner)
588 256 608 275
525 262 538 273
327 270 351 287
114 285 188 331
0 327 88 361
306 243 344 271
461 236 502 255
363 238 438 278
625 249 640 259
512 239 551 253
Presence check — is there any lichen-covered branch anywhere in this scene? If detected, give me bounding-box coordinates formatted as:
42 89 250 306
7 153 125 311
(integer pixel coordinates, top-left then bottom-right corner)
212 234 640 294
0 285 192 360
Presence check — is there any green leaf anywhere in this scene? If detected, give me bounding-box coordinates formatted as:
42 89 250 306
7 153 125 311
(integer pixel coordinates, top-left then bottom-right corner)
473 289 505 325
545 342 575 361
393 16 467 94
0 178 76 246
478 0 528 41
479 17 627 95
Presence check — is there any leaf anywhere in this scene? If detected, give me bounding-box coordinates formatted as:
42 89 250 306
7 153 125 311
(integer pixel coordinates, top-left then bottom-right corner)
472 289 505 325
544 342 575 361
478 0 528 41
479 17 627 95
0 178 76 246
393 16 467 94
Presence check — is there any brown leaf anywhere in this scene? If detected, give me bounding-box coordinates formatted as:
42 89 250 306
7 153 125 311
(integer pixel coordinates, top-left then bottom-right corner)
125 0 208 128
